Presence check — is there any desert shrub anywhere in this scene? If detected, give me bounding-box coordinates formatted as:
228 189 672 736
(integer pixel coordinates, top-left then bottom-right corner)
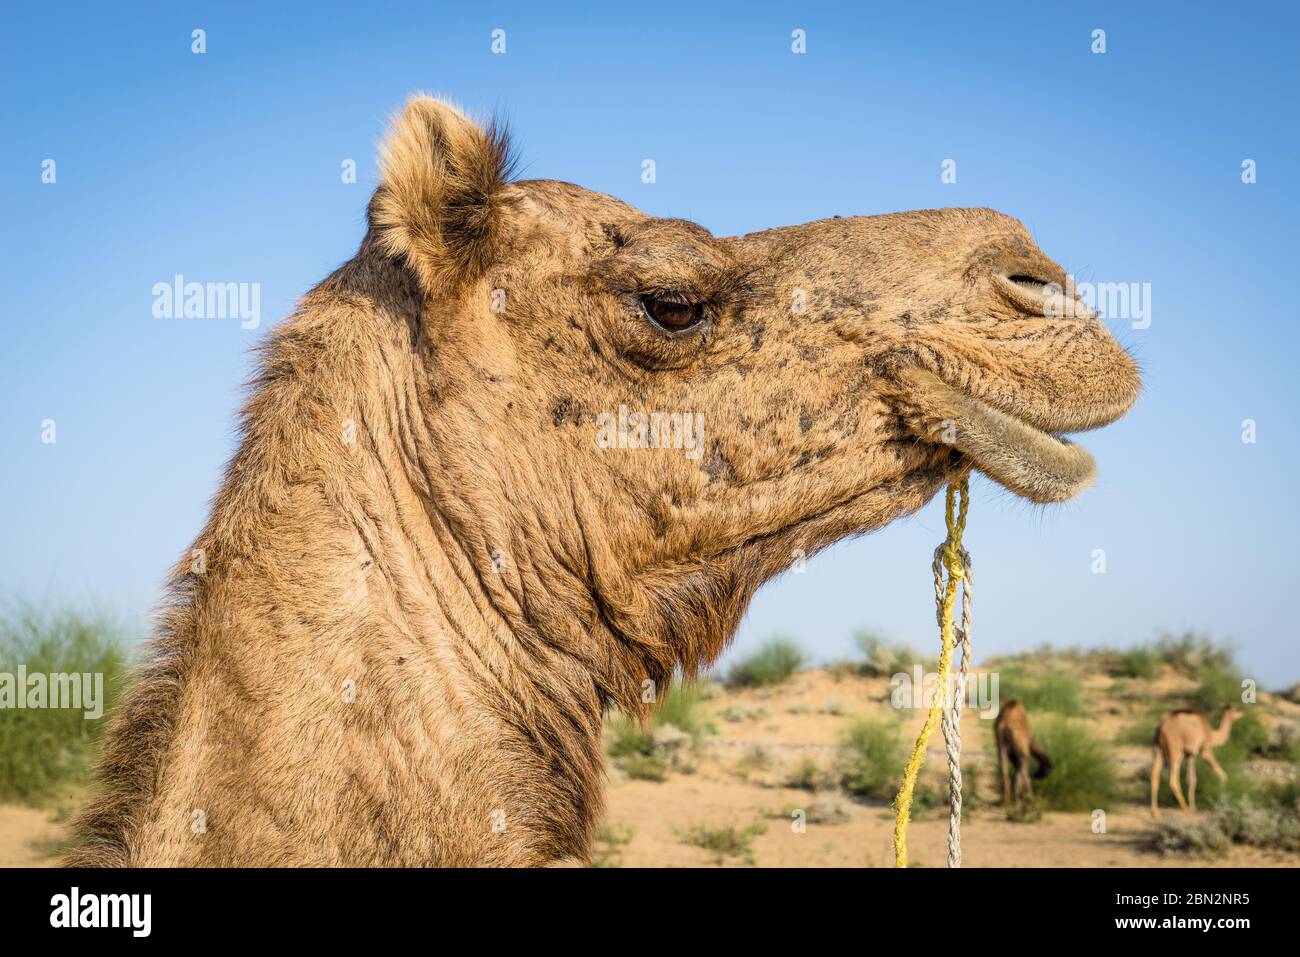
996 667 1085 717
605 681 714 780
1226 709 1269 757
652 681 715 741
619 752 668 782
1154 789 1300 856
1155 631 1235 676
1004 799 1044 823
836 718 905 801
680 821 766 864
1114 702 1175 747
1151 813 1233 856
592 823 635 867
782 795 851 825
785 755 835 791
735 744 776 777
1115 720 1158 747
726 637 807 688
718 703 766 723
606 713 653 761
693 679 722 700
1022 716 1119 812
986 643 1096 668
0 605 131 804
1190 664 1247 712
1263 724 1300 763
956 761 987 813
1113 646 1159 680
853 630 932 678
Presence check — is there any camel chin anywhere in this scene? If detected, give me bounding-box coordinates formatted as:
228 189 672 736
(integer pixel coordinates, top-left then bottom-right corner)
899 368 1098 504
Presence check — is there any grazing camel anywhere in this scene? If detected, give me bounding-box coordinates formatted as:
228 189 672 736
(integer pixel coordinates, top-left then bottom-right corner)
67 96 1139 866
1150 706 1242 816
994 700 1052 807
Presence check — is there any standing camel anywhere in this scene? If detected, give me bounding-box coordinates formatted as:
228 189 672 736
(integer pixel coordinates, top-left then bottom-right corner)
994 700 1053 808
1150 706 1242 816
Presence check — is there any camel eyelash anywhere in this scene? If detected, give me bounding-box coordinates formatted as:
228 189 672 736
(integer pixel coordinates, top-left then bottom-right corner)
643 290 701 306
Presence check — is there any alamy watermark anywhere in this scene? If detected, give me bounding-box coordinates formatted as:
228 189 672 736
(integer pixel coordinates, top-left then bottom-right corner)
50 887 151 937
0 666 105 719
1045 275 1152 329
889 665 1000 718
152 274 260 329
595 404 705 460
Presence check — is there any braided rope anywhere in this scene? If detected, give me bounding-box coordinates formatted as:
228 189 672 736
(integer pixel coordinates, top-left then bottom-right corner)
892 479 971 868
938 539 972 867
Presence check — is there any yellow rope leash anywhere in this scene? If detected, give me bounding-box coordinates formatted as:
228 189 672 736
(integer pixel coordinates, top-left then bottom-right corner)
892 478 969 868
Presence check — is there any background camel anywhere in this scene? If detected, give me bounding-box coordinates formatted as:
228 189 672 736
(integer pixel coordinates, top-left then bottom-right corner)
1150 706 1243 816
994 699 1053 808
67 96 1139 866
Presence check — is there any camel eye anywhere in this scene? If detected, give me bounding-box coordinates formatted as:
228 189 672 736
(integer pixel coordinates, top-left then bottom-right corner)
641 294 705 332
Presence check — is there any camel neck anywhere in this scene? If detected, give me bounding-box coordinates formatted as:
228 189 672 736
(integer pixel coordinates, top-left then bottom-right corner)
73 252 608 864
1210 713 1236 745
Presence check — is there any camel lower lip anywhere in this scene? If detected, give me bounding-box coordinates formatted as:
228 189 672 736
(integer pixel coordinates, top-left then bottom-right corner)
900 369 1097 504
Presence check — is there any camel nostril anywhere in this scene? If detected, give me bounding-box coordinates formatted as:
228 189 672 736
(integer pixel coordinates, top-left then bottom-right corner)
1006 274 1050 293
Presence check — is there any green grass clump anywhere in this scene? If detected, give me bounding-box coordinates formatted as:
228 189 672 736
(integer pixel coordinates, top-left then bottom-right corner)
1155 631 1236 676
1115 720 1158 747
785 756 835 792
1263 724 1300 763
0 605 131 804
617 752 667 781
735 744 775 776
650 680 715 741
780 795 851 825
957 761 987 814
996 667 1086 717
725 637 807 689
1154 786 1300 856
1113 646 1159 680
592 824 635 867
1190 664 1248 712
986 643 1096 668
680 821 766 864
836 718 905 802
1021 716 1119 812
852 630 932 678
605 681 714 781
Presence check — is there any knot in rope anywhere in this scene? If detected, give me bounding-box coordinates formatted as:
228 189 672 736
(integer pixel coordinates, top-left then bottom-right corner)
941 480 969 580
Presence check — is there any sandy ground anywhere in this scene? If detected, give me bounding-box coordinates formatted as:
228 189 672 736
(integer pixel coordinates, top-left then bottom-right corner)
599 668 1300 867
3 664 1295 868
604 776 1295 868
0 804 63 867
6 793 1289 868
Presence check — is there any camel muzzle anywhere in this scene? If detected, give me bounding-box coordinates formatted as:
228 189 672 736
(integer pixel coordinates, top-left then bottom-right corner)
899 368 1098 504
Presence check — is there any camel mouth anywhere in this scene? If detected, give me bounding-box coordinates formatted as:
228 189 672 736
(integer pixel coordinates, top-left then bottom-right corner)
899 368 1097 504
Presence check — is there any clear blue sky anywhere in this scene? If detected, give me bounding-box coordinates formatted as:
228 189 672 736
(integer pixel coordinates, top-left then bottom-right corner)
3 2 1297 684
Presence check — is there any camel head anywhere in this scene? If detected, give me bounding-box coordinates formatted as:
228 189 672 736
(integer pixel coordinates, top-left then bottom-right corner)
369 98 1140 707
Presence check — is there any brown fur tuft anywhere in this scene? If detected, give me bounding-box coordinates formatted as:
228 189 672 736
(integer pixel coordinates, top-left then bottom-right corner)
62 588 197 866
369 95 516 299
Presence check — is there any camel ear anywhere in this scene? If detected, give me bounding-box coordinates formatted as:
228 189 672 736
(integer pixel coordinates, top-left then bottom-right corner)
370 95 514 299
